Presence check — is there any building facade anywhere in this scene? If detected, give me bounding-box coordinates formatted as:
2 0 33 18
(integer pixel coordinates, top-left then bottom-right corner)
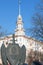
0 0 43 64
0 13 43 64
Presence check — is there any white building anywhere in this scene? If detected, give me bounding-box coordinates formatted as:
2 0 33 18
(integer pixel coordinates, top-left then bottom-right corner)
0 0 43 64
0 13 43 64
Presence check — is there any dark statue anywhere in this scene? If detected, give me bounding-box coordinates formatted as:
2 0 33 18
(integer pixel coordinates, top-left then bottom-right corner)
1 34 26 65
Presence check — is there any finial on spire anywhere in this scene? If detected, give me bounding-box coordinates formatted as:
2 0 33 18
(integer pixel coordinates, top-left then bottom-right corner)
19 0 21 16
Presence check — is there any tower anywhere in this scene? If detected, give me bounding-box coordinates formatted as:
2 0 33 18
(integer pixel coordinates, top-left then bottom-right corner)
15 0 25 36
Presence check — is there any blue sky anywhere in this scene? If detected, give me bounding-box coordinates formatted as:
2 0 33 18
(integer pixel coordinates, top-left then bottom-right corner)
0 0 40 35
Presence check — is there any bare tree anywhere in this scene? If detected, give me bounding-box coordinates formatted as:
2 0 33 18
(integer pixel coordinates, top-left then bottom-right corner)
27 0 43 42
31 14 43 41
32 0 43 42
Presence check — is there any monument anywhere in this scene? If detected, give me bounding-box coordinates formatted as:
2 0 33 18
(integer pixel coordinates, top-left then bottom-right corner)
1 34 26 65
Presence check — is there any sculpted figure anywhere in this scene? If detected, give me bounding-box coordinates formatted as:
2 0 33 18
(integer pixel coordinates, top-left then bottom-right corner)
1 43 8 65
1 34 26 65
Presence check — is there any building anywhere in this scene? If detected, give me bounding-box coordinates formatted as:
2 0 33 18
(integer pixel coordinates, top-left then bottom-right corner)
0 0 43 64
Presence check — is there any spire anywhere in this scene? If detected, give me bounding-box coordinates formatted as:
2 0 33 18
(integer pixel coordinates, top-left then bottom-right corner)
15 0 25 36
17 0 22 21
19 0 21 16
